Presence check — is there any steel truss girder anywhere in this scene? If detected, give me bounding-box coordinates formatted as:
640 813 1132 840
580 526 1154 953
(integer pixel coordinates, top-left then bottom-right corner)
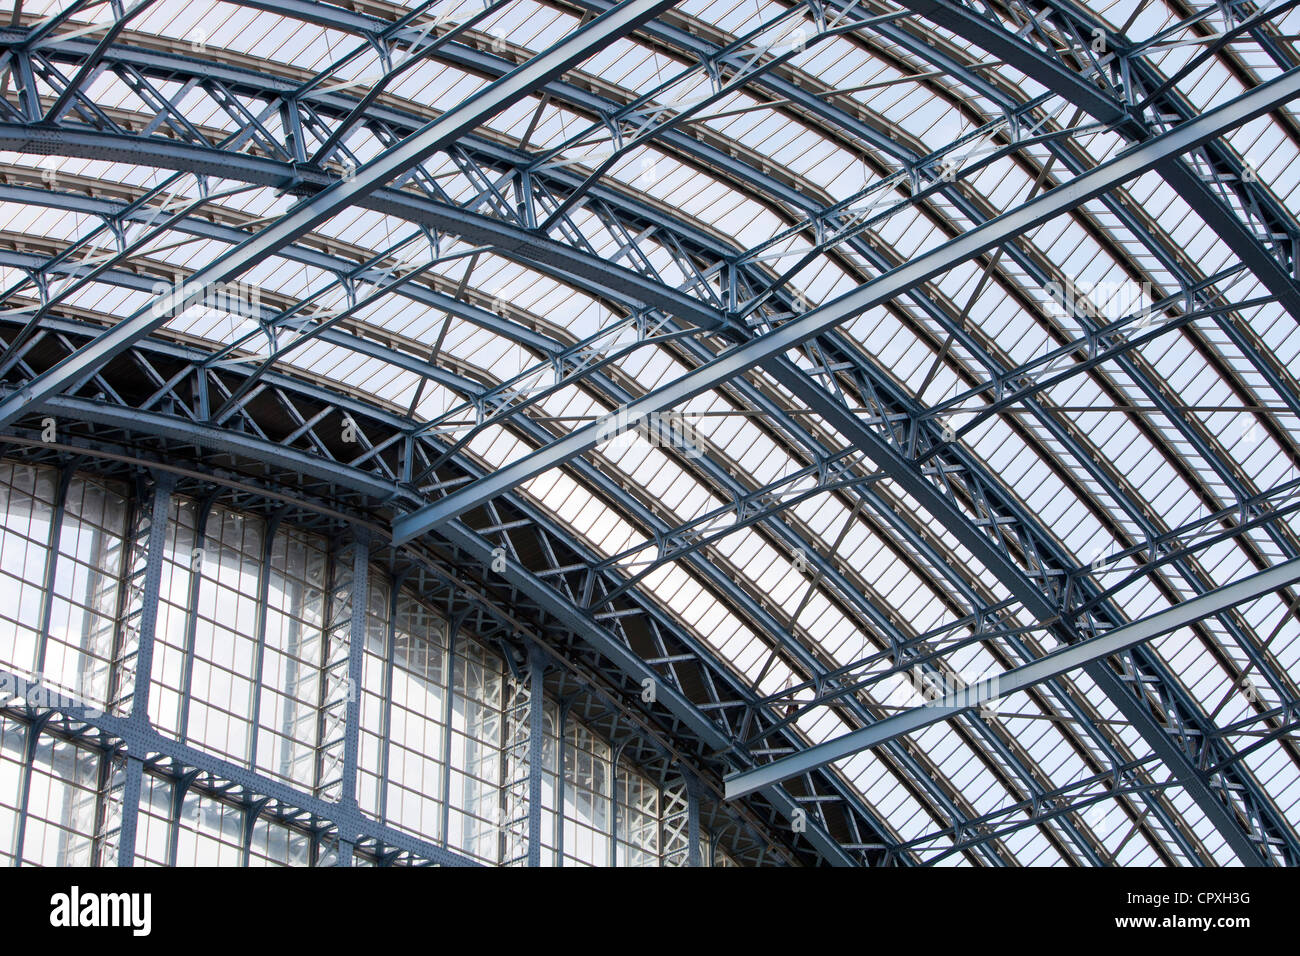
2 112 1292 566
5 14 1295 467
398 68 1300 536
393 70 1300 864
65 291 1122 864
766 359 1300 868
4 132 1272 609
2 36 1290 605
0 6 1230 349
900 0 1300 321
0 7 1294 863
413 0 1300 327
7 286 1289 868
5 0 1295 424
0 28 784 332
757 470 1300 727
0 342 896 865
0 174 1268 868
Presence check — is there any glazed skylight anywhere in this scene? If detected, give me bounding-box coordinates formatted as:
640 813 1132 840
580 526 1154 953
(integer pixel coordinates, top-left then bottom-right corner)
2 0 1298 865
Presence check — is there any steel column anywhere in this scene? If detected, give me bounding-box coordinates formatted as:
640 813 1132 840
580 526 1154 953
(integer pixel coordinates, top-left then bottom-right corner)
527 642 545 867
686 774 701 868
116 471 174 867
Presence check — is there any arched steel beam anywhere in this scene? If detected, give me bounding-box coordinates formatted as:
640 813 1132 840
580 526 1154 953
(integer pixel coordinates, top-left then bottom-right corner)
2 22 1289 858
2 83 1289 853
11 0 1297 399
10 22 1293 628
0 138 1258 863
0 125 723 329
278 0 1300 339
899 0 1300 321
43 10 1265 617
0 0 683 426
397 70 1300 864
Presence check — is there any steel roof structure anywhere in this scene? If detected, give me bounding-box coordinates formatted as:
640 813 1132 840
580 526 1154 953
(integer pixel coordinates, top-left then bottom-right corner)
1 0 1300 866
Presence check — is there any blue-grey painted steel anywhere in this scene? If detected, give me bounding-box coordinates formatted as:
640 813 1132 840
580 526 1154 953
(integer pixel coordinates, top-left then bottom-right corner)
392 65 1300 543
116 472 174 867
0 140 1284 858
341 533 370 811
6 308 902 863
337 533 370 866
115 759 145 869
439 617 460 851
554 701 569 866
245 509 285 815
726 558 1300 799
175 494 218 746
528 643 545 868
15 265 1294 863
0 0 679 428
686 774 701 868
762 357 1293 867
431 521 859 867
377 575 402 828
2 0 1289 868
33 468 74 678
0 670 480 866
130 473 175 723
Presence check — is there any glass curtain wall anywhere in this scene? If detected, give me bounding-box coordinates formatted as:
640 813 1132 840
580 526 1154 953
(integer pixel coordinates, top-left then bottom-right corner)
0 461 736 866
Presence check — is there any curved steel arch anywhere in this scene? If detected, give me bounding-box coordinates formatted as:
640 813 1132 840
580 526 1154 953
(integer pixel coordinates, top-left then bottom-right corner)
0 297 912 864
0 171 1209 865
2 0 1300 868
2 235 1049 864
5 110 1294 858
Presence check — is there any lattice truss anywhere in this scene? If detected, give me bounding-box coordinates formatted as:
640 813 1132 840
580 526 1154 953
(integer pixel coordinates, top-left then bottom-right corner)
0 0 1299 866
